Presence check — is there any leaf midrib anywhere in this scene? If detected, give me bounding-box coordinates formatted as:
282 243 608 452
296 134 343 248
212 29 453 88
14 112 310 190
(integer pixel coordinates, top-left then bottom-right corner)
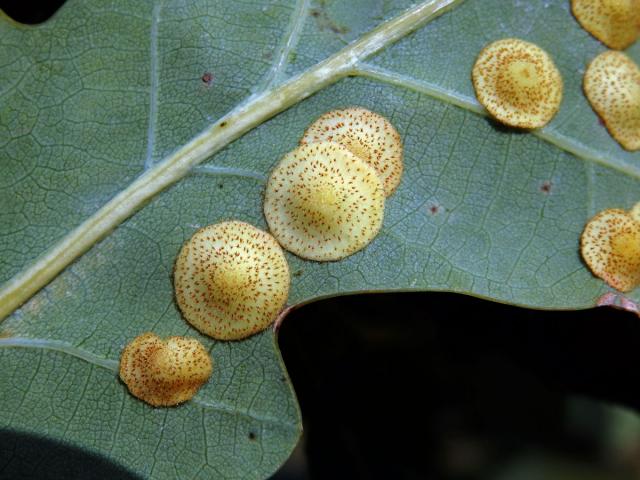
0 0 640 321
188 64 640 184
0 0 464 322
351 63 640 181
2 0 635 324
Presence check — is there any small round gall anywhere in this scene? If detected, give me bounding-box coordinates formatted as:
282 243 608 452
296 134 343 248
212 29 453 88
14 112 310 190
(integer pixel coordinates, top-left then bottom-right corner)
472 38 563 129
264 142 385 261
584 51 640 151
119 332 213 407
300 107 403 196
174 221 290 341
571 0 640 50
581 209 640 292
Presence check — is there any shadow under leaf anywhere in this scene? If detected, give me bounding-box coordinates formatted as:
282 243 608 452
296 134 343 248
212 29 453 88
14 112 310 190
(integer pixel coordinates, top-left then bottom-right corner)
0 429 142 480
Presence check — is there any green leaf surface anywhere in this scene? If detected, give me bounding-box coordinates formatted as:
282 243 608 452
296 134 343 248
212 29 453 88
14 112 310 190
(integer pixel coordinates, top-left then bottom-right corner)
1 0 639 478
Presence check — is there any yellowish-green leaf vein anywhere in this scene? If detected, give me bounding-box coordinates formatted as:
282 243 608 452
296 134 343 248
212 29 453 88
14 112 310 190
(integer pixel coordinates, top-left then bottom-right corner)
353 63 640 181
0 336 297 429
256 0 311 92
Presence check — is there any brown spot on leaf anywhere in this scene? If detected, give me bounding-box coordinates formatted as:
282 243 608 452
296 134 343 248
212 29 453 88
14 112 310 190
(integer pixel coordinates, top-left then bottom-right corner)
248 432 257 441
311 4 349 37
330 24 349 35
201 72 214 87
540 181 552 194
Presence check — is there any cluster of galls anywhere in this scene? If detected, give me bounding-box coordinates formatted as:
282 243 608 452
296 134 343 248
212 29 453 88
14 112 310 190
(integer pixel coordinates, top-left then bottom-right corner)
265 107 402 261
120 0 640 407
470 1 640 293
120 108 404 406
472 0 640 151
568 2 640 291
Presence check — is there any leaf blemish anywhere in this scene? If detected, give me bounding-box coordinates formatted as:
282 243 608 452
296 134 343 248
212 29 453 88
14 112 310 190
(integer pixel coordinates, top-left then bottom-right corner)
540 181 552 194
311 4 349 36
201 72 214 86
331 24 349 35
248 432 257 441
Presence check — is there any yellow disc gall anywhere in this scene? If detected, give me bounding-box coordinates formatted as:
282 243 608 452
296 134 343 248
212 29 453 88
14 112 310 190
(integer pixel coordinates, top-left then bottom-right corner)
119 332 213 407
581 209 640 292
584 51 640 151
174 221 290 340
300 107 404 196
472 38 563 129
572 0 640 50
264 142 385 261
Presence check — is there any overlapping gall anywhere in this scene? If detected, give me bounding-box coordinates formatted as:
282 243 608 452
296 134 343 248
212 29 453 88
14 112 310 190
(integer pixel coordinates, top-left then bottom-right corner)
174 221 290 340
264 142 385 261
581 207 640 292
119 333 213 407
300 107 404 196
571 0 640 50
472 38 563 129
583 51 640 151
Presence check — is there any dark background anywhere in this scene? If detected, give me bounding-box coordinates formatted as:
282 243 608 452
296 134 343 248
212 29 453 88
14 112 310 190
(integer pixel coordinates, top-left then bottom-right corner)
277 292 640 479
2 2 640 479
